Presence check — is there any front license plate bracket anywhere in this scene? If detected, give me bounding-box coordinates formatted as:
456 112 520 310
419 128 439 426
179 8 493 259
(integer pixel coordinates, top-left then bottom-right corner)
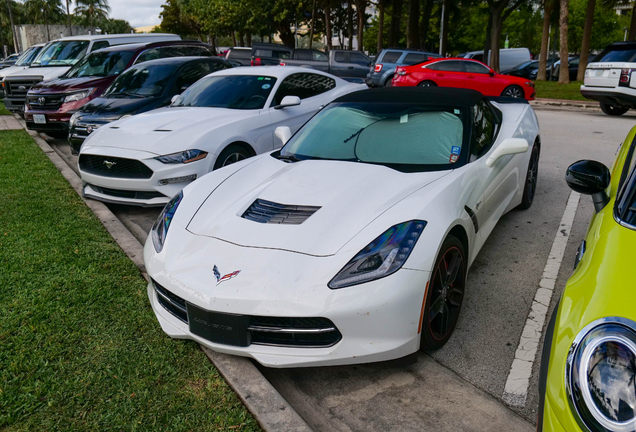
187 303 251 347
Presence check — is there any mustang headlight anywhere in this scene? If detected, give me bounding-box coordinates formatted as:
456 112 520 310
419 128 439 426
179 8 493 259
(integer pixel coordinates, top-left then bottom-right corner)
154 149 208 164
151 191 183 253
64 88 96 103
328 220 426 289
567 319 636 432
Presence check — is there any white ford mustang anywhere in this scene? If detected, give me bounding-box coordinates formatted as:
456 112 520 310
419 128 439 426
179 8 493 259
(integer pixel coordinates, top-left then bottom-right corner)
145 88 541 367
77 66 363 206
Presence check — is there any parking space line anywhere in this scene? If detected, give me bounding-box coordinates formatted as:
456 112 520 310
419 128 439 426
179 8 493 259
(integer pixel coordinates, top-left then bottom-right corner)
502 191 581 407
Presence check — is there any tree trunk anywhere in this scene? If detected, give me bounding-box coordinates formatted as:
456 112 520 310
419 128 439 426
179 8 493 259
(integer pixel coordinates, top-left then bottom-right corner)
246 32 252 47
420 0 433 50
325 0 332 51
377 0 384 54
490 13 503 71
483 14 492 66
406 0 419 48
231 31 236 47
388 0 403 47
45 8 49 41
66 0 72 36
238 31 244 47
356 0 366 51
347 1 353 49
440 0 449 56
6 0 18 52
208 34 216 53
630 3 636 41
537 1 552 81
577 0 595 81
558 0 569 84
309 0 317 49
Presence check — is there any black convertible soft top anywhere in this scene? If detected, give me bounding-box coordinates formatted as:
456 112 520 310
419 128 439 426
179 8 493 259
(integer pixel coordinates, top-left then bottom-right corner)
334 87 528 107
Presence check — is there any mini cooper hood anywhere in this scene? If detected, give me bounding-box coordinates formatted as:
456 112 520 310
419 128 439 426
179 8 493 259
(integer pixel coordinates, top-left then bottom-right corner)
87 107 259 154
186 155 450 256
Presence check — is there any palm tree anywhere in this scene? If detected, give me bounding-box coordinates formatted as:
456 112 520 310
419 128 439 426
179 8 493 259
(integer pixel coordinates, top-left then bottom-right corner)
537 0 556 81
66 0 72 36
25 0 64 41
74 0 110 34
558 0 569 84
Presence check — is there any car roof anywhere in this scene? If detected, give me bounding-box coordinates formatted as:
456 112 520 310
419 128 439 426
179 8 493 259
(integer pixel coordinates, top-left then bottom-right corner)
229 47 251 50
381 48 439 55
211 65 338 79
334 87 485 108
130 56 226 67
93 40 211 53
55 33 178 41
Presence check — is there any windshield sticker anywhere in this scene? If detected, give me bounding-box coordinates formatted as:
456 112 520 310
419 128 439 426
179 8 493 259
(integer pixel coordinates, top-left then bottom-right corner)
454 109 460 115
450 154 459 163
262 84 271 89
451 146 461 155
257 77 264 80
400 114 408 123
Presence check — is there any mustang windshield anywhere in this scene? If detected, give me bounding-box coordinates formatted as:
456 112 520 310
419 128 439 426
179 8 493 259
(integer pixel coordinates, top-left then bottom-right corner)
31 40 89 67
64 51 134 78
280 102 467 171
172 75 277 110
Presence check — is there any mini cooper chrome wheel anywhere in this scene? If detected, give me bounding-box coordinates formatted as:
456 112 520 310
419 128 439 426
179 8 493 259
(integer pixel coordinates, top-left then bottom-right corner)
502 85 524 98
421 235 466 350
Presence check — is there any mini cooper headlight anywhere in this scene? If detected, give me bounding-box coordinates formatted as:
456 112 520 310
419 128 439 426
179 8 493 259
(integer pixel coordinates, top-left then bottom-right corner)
567 319 636 432
154 149 208 164
151 191 183 253
328 220 426 289
64 88 96 103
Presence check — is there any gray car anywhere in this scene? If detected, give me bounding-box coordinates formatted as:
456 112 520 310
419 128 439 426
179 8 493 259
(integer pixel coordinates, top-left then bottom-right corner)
366 49 441 87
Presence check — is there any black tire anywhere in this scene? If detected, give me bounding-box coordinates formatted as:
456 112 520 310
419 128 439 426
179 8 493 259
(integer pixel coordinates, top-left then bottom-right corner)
213 144 251 170
420 235 467 351
383 75 394 87
418 80 437 87
518 142 540 210
600 102 629 116
501 85 524 98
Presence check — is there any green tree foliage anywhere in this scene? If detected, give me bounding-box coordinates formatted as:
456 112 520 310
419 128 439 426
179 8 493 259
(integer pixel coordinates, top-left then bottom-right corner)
74 0 110 33
100 17 133 34
568 0 628 52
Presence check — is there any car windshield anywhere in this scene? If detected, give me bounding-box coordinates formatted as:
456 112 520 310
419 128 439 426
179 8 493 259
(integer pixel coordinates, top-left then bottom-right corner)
103 63 178 98
15 46 42 66
64 50 134 78
172 75 277 110
280 102 467 172
31 40 89 67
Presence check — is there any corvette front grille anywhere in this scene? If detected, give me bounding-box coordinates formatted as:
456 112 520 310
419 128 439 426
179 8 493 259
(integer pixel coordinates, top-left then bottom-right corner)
79 154 153 179
154 280 188 323
242 198 321 225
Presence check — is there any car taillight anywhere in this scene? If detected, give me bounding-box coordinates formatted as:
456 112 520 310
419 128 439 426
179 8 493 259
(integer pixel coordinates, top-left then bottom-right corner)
620 68 634 86
374 64 383 72
253 57 262 66
279 61 287 66
396 67 408 76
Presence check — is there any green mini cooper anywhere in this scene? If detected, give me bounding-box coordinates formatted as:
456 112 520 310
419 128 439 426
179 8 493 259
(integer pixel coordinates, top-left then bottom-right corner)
539 125 636 431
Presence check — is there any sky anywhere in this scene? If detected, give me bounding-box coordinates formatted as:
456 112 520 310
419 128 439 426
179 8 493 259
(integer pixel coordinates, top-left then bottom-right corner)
106 0 163 29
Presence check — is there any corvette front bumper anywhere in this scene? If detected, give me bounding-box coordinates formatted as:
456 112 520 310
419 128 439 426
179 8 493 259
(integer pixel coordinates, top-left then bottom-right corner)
144 225 432 368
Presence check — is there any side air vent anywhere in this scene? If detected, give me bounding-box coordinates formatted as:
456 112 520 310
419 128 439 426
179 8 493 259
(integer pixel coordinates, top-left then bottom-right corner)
242 199 320 225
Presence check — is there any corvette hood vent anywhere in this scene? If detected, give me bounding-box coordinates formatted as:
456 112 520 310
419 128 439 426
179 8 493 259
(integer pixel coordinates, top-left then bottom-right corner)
242 199 320 225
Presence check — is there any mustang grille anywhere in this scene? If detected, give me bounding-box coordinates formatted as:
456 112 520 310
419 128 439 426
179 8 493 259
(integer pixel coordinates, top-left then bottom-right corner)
87 184 165 200
79 154 153 179
242 199 320 224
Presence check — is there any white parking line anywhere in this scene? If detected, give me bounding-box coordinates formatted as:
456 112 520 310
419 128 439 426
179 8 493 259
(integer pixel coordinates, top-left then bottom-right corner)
502 191 581 407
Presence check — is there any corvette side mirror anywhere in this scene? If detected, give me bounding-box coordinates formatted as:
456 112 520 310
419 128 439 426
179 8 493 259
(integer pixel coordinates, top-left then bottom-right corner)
274 95 301 110
275 126 292 145
485 138 528 167
171 95 180 104
566 160 610 213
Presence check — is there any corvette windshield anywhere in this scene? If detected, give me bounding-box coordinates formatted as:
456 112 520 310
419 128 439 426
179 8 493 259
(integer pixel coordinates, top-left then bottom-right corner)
64 50 134 78
280 102 467 171
172 75 277 109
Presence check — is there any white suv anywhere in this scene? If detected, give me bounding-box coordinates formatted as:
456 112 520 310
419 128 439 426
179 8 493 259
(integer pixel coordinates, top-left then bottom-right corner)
581 42 636 116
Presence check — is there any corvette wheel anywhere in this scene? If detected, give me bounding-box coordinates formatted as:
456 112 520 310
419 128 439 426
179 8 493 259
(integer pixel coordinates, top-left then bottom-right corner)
418 81 437 87
214 145 251 169
519 143 540 210
421 235 466 351
502 85 524 98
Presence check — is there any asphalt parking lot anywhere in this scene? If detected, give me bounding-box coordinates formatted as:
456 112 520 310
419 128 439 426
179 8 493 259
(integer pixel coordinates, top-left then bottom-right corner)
42 106 636 431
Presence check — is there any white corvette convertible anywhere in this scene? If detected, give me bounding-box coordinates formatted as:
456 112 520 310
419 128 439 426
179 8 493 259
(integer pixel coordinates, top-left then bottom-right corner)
145 88 541 367
77 66 363 206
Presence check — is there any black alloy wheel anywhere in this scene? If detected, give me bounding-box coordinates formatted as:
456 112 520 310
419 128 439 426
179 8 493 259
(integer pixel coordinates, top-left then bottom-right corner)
418 80 437 87
214 144 251 170
519 143 540 210
599 102 629 116
502 85 524 98
421 235 466 350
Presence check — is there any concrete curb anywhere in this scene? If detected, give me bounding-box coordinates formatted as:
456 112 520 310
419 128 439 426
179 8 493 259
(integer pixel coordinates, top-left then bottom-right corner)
531 98 599 110
14 115 312 432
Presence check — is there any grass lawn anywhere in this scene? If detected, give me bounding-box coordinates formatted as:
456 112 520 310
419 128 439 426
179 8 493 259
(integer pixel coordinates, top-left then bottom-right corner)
0 130 259 430
0 100 11 115
533 80 587 101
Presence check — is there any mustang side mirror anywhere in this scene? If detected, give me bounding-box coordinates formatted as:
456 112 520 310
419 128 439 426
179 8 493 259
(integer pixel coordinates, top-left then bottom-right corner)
485 138 528 167
275 126 292 145
274 95 301 110
565 160 611 213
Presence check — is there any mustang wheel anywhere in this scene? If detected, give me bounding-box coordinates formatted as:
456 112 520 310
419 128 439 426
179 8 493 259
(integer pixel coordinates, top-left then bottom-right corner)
418 81 437 87
502 85 524 98
600 102 629 116
421 235 466 351
519 142 540 209
214 145 251 169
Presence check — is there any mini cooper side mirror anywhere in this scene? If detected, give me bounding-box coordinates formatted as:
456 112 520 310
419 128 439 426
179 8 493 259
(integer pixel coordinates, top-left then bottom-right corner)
275 126 292 145
566 160 611 213
485 138 528 167
274 95 301 110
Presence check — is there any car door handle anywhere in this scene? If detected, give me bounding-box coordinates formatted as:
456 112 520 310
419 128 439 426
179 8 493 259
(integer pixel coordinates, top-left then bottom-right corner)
436 73 444 77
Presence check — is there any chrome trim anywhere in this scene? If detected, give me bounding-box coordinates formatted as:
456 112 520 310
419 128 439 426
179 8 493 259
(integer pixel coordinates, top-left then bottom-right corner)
153 288 188 324
247 325 336 334
565 317 636 432
154 287 186 313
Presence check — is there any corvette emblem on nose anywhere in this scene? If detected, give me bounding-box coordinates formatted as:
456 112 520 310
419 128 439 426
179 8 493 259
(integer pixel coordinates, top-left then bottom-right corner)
103 160 116 169
213 265 240 285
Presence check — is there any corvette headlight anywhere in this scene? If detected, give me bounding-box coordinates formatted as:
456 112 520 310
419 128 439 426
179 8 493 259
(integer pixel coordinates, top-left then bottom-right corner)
151 191 183 253
328 220 426 289
567 319 636 432
154 149 208 164
63 88 95 103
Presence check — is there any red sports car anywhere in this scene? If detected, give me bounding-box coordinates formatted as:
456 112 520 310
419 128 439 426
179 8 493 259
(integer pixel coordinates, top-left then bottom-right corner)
391 57 536 100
